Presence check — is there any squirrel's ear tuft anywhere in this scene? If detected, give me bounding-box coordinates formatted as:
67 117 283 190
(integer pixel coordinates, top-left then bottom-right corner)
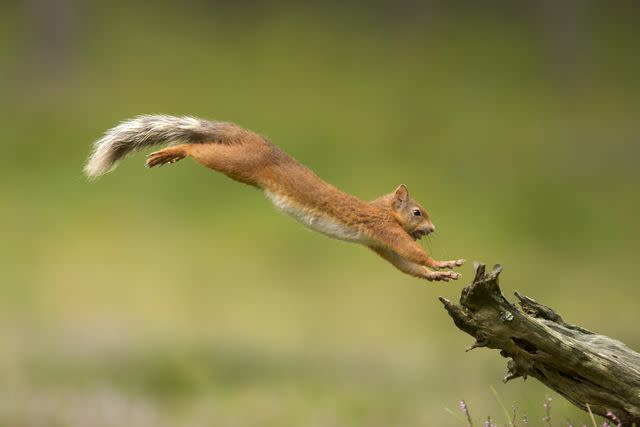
393 184 409 209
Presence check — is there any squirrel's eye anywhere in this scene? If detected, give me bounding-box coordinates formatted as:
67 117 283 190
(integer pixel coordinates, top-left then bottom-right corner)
412 208 421 217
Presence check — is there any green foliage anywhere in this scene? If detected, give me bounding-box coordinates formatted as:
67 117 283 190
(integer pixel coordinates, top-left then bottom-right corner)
0 2 638 425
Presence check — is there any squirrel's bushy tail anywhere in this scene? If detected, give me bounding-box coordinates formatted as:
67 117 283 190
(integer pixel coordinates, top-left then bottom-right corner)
84 115 252 178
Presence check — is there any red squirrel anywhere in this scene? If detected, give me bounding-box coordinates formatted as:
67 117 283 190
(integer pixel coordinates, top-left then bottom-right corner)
84 115 464 282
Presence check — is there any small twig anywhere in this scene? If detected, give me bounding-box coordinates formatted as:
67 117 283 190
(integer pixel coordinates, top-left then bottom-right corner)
490 385 513 427
586 403 598 427
444 407 467 424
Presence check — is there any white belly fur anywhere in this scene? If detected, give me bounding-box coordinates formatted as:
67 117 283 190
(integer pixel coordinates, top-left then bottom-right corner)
265 191 363 242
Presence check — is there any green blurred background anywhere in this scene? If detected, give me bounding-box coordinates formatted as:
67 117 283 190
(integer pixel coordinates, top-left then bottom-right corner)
1 1 639 425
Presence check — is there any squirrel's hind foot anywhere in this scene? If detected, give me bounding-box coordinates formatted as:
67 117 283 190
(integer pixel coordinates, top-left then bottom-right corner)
432 259 466 270
146 147 187 168
425 270 461 282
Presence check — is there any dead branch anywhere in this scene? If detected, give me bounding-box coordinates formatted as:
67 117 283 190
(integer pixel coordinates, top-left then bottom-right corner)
439 262 640 425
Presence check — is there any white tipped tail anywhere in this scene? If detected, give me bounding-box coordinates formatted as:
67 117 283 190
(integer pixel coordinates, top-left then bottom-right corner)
84 115 228 178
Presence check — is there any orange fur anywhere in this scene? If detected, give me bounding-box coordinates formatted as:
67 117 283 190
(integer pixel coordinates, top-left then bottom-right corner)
144 122 464 282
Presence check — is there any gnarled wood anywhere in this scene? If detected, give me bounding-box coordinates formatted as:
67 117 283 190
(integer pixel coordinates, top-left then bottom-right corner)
439 263 640 426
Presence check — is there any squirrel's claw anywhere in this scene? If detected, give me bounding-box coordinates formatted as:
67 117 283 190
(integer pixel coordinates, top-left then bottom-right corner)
425 270 461 282
433 259 466 270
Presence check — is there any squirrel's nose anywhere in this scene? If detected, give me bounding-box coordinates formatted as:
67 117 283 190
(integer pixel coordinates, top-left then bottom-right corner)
427 224 436 233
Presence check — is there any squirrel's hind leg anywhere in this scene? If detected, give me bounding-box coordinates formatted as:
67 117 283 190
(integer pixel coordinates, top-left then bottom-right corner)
146 145 188 168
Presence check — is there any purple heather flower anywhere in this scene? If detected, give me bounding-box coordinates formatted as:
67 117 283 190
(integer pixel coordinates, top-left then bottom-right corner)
543 397 552 426
459 400 473 427
606 411 622 427
484 417 497 427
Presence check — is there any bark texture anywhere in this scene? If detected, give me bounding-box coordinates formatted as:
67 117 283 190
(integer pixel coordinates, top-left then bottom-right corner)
439 262 640 425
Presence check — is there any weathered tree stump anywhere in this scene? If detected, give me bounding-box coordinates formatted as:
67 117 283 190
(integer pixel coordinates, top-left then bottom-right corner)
439 262 640 425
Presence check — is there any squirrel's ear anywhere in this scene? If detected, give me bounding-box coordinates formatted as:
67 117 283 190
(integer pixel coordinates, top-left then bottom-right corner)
393 184 409 209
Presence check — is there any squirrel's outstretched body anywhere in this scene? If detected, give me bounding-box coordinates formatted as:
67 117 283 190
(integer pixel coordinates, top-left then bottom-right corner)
85 115 464 281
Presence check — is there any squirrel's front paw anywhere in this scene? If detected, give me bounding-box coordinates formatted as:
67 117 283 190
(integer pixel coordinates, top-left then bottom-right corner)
434 259 465 270
425 270 461 282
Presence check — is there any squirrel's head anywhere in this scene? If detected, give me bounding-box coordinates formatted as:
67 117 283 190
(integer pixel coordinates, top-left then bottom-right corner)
389 184 435 241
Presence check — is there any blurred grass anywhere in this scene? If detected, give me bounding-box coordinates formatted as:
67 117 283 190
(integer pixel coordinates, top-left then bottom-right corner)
0 1 639 425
